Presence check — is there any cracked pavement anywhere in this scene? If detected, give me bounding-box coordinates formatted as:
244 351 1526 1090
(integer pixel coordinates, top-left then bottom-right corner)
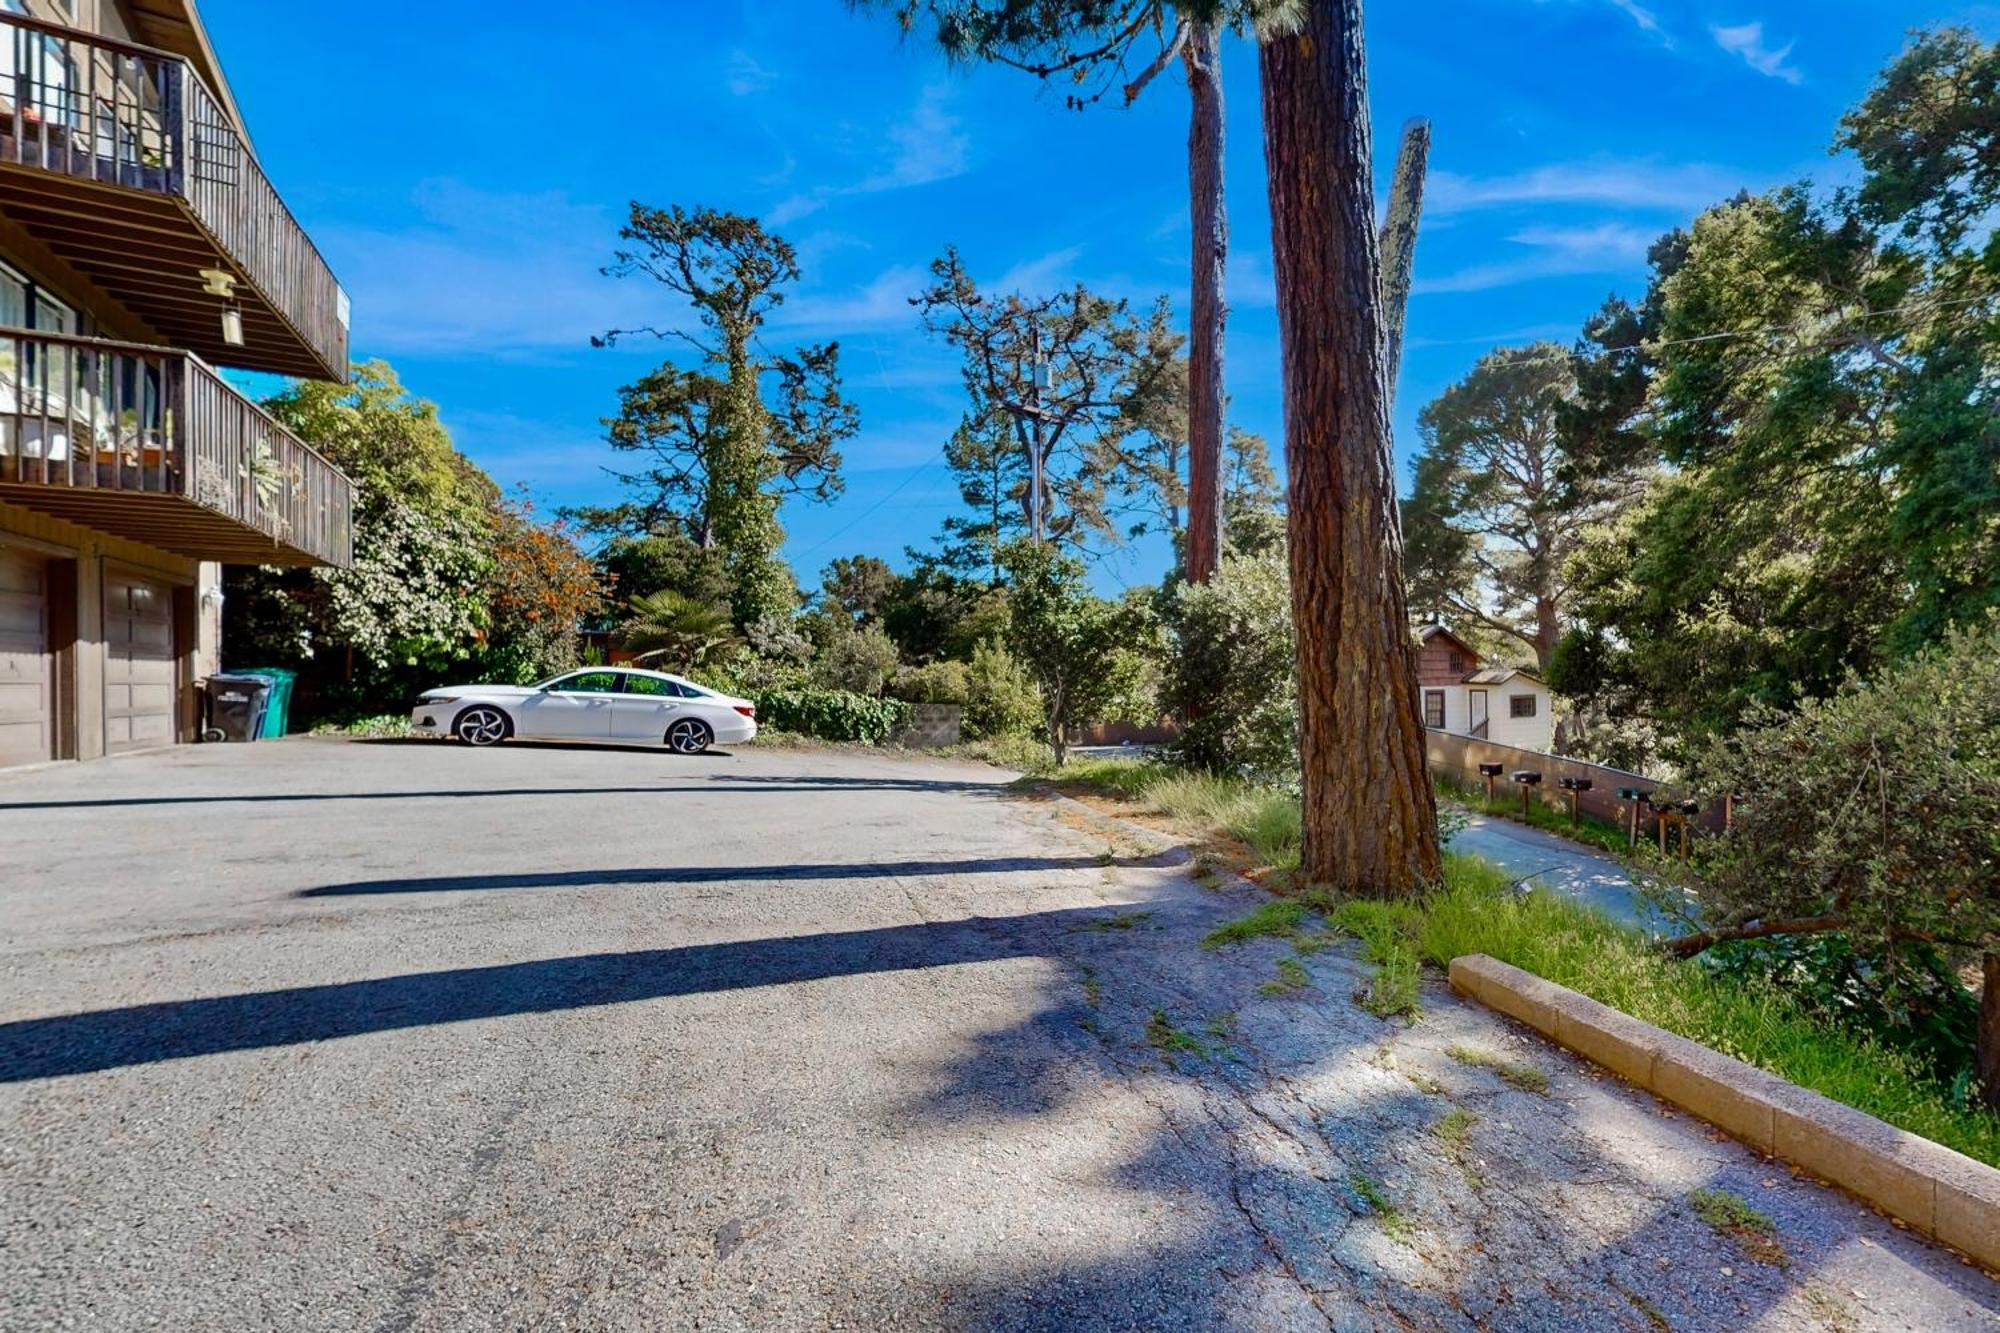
2 739 1995 1330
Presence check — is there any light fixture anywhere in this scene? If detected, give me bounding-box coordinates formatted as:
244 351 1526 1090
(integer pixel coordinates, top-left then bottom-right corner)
220 306 245 346
198 268 237 298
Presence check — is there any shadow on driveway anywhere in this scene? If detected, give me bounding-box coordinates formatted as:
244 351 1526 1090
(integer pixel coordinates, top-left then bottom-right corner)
0 909 1115 1083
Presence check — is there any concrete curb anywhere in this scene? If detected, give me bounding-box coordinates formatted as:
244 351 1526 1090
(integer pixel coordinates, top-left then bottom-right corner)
1448 953 2000 1270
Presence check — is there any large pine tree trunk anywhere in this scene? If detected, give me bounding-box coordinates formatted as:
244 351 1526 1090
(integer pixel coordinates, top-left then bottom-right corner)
1182 19 1227 586
1376 118 1431 406
1259 0 1441 894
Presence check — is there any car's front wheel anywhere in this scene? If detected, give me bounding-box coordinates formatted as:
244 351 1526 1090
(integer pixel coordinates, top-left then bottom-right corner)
665 718 713 755
454 706 511 747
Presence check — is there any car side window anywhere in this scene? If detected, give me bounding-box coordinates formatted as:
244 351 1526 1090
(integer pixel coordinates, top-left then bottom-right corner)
552 671 621 694
620 675 684 697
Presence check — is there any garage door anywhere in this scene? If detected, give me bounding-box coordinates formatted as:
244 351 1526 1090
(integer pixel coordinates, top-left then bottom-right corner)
0 547 53 767
103 569 176 753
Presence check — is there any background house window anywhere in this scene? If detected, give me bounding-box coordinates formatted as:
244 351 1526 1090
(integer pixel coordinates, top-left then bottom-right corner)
1423 690 1445 729
1448 653 1467 673
1510 694 1537 719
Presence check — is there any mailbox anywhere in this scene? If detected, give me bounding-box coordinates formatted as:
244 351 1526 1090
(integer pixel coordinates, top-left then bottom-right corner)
1511 771 1543 786
1477 763 1505 778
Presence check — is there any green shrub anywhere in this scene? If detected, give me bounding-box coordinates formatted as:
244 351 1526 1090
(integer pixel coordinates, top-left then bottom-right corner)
809 622 901 696
890 659 971 705
1163 549 1297 780
1677 619 2000 1091
962 638 1042 739
749 688 911 744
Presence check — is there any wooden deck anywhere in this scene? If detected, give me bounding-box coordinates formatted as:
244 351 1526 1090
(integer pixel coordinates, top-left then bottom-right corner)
0 10 347 382
0 328 352 566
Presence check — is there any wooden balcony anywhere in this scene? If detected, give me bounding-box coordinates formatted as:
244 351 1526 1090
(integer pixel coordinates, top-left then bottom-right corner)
0 11 348 382
0 328 352 567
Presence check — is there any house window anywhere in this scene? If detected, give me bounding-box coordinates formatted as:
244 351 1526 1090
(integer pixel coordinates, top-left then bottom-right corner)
1510 694 1537 719
1448 653 1467 674
1423 690 1445 729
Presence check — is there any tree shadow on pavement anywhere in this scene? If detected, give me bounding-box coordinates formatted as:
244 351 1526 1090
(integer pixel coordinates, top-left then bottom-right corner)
296 852 1180 897
859 882 2000 1332
0 909 1116 1083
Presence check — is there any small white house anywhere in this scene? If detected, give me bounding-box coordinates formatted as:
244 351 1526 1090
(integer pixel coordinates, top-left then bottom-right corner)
1416 624 1555 752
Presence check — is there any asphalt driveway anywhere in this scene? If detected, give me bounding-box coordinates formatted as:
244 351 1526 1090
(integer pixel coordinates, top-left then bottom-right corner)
1 738 1995 1331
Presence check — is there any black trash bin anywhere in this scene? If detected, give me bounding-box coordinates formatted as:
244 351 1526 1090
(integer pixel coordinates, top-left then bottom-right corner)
203 674 272 743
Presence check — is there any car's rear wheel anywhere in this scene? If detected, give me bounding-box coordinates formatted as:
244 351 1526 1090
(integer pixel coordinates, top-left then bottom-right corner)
455 706 511 747
666 718 713 754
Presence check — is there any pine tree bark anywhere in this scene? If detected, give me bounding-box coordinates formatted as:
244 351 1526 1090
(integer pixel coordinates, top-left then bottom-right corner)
1259 0 1441 893
1182 19 1227 586
1376 117 1431 406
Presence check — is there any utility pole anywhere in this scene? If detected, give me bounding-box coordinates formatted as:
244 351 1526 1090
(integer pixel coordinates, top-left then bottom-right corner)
1005 311 1052 548
1029 314 1047 545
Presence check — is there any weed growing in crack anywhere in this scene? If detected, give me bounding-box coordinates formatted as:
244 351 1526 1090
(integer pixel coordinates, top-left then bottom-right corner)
1435 1107 1477 1152
1257 956 1312 997
1446 1044 1550 1094
1689 1187 1787 1267
1204 1011 1239 1040
1077 964 1101 1007
1349 1175 1415 1244
1611 1281 1671 1333
1201 900 1308 950
1435 1107 1485 1186
1146 1007 1210 1066
1074 910 1153 933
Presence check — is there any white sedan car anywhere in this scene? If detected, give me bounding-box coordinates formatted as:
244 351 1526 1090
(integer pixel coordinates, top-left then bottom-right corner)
411 667 757 754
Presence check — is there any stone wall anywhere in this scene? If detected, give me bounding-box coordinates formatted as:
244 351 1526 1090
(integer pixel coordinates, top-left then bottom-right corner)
892 703 963 749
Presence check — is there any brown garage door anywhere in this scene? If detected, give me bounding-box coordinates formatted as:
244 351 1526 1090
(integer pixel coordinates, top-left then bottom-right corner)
104 569 176 753
0 547 53 767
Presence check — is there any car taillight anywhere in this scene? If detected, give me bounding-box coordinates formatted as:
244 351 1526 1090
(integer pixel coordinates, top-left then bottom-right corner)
734 705 755 718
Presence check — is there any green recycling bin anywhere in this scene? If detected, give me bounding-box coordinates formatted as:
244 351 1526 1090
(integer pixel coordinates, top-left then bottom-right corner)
237 668 297 738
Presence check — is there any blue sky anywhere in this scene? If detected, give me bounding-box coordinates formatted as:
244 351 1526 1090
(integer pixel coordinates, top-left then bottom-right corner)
205 0 1983 592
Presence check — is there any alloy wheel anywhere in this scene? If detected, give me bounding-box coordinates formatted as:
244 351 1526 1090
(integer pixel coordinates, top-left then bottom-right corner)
667 719 710 754
457 706 509 747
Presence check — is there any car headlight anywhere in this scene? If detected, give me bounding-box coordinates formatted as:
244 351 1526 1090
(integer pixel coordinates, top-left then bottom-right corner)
423 695 460 705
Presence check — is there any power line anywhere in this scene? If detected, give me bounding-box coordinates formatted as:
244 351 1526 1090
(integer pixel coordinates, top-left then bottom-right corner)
1427 292 1996 373
789 456 948 563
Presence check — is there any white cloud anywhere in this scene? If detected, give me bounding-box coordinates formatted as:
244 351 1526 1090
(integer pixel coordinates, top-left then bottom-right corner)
1415 222 1655 294
441 409 620 492
765 84 970 227
1710 21 1803 84
324 181 657 356
1427 160 1755 216
1604 0 1664 36
770 263 931 334
726 50 777 97
990 244 1086 298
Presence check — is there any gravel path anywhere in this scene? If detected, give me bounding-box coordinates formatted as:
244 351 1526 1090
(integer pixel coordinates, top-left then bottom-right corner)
1 739 1993 1330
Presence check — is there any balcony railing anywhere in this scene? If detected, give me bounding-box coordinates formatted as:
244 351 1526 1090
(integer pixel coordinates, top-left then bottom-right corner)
0 327 352 567
0 11 348 382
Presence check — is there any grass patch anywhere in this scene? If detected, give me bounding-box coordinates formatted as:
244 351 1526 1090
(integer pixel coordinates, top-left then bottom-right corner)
1446 1044 1551 1094
1201 900 1309 950
1349 1175 1415 1244
1258 956 1312 997
1146 1007 1210 1062
1689 1187 1787 1267
1077 964 1101 1008
1073 909 1153 933
1322 897 1422 1017
1413 853 2000 1166
1435 1107 1478 1152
